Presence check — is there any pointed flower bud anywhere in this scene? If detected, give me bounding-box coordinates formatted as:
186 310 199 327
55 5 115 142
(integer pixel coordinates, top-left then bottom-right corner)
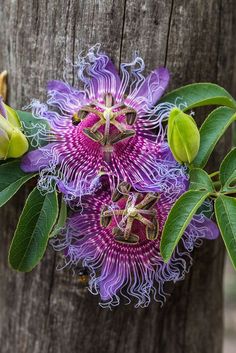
0 99 29 160
167 107 200 164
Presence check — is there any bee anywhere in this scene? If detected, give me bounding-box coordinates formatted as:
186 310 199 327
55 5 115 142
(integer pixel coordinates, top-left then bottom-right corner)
77 267 90 285
72 112 81 126
72 110 88 126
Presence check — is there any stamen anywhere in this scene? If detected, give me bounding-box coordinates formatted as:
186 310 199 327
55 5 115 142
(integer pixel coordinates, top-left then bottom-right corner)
110 129 136 144
124 217 134 240
126 112 137 125
90 120 103 133
80 106 104 119
109 119 126 133
113 227 139 245
102 209 124 217
100 205 112 227
113 107 136 120
112 181 131 202
136 192 160 210
83 128 103 142
136 214 155 228
146 217 159 240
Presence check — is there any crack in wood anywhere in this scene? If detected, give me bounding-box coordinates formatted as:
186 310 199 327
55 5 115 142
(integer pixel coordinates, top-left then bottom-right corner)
164 0 174 67
119 0 127 70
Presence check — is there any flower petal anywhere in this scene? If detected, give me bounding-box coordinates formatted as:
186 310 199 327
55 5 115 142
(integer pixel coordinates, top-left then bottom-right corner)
87 55 121 100
125 67 170 112
192 215 219 240
47 80 88 114
21 143 57 172
0 97 7 119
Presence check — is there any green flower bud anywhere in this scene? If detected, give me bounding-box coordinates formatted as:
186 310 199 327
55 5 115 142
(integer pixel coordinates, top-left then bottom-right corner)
0 102 29 160
0 128 10 159
168 107 200 164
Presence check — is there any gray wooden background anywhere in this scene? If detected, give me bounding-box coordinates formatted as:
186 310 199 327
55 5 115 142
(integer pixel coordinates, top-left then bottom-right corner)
0 1 235 353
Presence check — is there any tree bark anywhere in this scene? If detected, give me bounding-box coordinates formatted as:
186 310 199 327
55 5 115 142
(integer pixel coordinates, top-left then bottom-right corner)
0 1 235 353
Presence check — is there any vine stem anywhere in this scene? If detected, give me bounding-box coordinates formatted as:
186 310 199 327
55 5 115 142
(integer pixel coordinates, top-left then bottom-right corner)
222 190 236 196
210 190 236 198
209 171 220 178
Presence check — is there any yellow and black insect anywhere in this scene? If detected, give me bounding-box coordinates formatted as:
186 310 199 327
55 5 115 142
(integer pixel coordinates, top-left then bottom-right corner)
72 109 90 126
72 112 81 126
78 267 90 284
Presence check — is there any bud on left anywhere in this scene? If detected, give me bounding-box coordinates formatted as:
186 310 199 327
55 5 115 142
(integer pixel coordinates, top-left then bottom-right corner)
0 100 28 160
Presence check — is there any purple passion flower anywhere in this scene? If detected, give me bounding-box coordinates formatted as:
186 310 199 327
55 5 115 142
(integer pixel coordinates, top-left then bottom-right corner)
52 177 219 308
21 45 173 200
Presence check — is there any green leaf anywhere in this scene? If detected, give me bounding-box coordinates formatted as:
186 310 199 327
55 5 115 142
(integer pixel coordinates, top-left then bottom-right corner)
16 110 50 148
193 107 236 168
215 195 236 269
0 160 36 207
189 168 214 192
9 188 58 272
220 148 236 191
160 190 210 262
159 83 236 110
49 197 67 238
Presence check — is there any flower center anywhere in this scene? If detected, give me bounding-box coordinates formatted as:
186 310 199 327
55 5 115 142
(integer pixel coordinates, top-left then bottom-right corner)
127 206 137 217
72 93 137 149
100 182 160 245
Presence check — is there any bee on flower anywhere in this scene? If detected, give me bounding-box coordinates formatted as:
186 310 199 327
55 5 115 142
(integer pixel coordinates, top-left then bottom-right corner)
21 44 175 200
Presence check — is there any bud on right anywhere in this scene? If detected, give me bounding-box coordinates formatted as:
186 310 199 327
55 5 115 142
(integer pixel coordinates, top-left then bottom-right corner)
167 107 200 164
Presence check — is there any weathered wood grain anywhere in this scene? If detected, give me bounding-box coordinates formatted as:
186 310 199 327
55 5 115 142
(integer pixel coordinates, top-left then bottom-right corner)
0 1 235 352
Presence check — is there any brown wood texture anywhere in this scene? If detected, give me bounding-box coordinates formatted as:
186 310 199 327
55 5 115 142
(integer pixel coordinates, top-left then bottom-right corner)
0 1 235 352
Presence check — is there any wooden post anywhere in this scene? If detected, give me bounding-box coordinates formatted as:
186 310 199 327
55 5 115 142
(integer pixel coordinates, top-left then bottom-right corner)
0 1 235 352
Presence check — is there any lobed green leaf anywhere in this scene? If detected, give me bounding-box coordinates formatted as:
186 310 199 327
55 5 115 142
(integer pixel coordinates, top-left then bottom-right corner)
9 188 58 272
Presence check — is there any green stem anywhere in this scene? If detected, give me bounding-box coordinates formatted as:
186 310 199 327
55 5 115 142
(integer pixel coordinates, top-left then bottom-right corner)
223 190 236 196
209 190 236 198
209 171 220 178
